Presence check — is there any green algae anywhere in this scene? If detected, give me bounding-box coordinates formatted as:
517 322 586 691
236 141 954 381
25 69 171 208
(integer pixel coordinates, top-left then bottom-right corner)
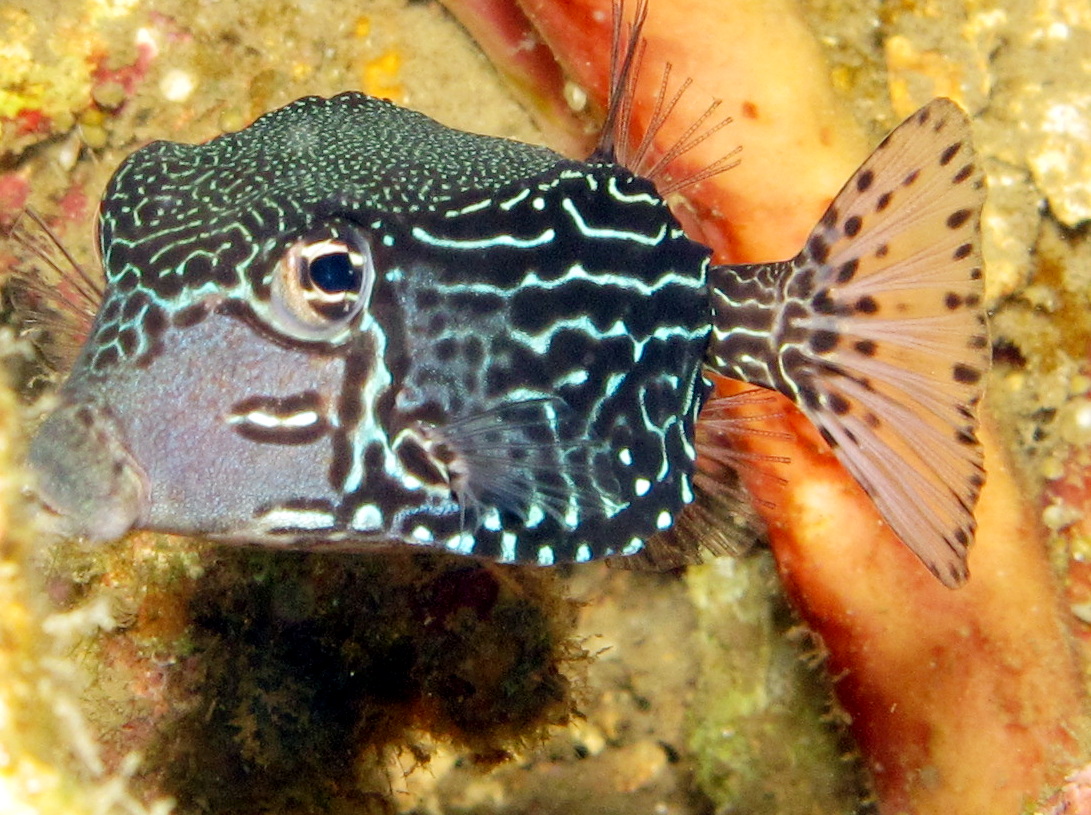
686 554 863 814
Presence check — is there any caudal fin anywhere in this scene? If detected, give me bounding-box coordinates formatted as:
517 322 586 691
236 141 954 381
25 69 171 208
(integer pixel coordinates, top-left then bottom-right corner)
708 98 989 587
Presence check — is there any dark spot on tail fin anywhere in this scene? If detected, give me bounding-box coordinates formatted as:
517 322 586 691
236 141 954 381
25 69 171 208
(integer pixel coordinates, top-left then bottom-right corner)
704 99 988 588
795 99 989 587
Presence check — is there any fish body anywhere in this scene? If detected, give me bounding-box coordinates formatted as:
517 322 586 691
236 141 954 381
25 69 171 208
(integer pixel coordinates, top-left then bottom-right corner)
30 94 713 565
27 85 988 584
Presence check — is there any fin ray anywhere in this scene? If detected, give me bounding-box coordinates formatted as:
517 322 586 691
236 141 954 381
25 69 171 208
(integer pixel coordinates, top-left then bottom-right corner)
708 98 988 587
429 398 623 532
619 386 773 570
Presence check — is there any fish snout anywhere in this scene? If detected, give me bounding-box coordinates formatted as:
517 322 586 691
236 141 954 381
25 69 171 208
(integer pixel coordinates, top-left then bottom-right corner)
27 398 148 542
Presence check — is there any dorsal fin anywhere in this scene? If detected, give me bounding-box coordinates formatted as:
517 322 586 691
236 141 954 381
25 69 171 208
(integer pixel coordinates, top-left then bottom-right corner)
591 0 738 195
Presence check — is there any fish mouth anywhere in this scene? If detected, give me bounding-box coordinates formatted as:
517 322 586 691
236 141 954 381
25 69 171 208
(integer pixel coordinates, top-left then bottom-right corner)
27 397 149 542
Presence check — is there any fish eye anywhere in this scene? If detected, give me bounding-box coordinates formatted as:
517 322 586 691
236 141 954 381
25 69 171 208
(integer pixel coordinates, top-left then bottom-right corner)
268 223 374 341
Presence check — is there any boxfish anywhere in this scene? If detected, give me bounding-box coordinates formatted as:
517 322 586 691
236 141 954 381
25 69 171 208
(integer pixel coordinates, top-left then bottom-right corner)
25 9 988 589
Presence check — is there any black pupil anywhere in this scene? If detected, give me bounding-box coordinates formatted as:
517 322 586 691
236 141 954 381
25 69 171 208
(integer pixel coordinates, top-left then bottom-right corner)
309 251 359 294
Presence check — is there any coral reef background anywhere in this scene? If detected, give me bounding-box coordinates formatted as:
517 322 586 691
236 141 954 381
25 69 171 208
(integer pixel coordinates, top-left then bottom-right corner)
1 0 1089 813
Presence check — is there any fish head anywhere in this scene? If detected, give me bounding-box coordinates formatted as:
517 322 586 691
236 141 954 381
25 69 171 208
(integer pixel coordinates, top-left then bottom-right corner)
28 93 712 563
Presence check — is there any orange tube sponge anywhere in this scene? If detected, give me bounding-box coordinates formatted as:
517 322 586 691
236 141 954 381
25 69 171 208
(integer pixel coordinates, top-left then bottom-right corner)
715 377 1085 813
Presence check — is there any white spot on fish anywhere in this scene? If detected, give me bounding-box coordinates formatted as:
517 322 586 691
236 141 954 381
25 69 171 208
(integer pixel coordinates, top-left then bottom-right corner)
500 531 518 562
446 533 476 555
351 503 382 531
564 505 580 529
680 475 694 504
525 503 545 528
